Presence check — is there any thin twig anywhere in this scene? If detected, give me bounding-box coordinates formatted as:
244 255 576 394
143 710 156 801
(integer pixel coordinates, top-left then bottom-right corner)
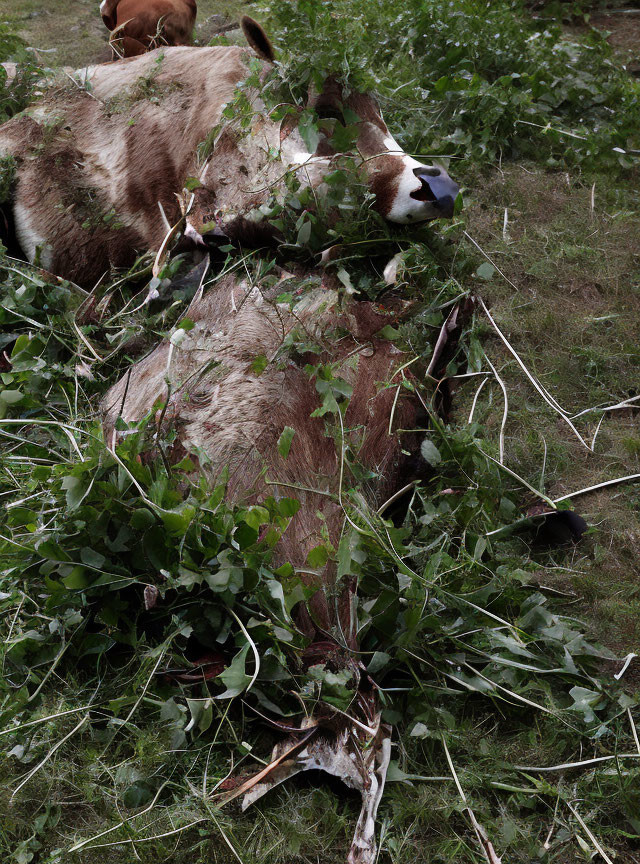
464 231 519 292
11 714 89 800
442 735 502 864
478 297 589 449
565 800 614 864
553 472 640 503
485 353 508 464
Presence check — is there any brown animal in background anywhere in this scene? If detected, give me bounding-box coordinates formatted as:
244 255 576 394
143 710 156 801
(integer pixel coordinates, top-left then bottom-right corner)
102 269 425 863
100 0 197 57
0 18 458 285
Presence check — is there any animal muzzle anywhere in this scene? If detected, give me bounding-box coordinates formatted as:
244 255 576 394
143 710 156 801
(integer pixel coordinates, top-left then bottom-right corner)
410 167 459 219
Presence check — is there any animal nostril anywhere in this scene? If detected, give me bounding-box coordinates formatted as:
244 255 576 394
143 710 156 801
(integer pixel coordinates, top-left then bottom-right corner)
413 166 441 178
410 174 437 203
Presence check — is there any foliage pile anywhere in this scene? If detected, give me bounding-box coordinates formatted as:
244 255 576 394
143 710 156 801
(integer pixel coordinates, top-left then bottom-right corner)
1 1 639 863
0 24 44 125
258 0 640 169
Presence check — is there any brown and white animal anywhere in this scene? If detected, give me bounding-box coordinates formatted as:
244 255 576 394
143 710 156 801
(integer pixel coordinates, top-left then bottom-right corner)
102 269 427 863
0 18 459 285
100 0 197 57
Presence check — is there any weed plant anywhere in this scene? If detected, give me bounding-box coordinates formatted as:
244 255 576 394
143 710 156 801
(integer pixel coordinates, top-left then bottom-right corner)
1 2 639 863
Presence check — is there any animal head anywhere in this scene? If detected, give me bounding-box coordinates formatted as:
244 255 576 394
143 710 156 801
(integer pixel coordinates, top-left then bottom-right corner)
100 0 198 58
184 18 459 246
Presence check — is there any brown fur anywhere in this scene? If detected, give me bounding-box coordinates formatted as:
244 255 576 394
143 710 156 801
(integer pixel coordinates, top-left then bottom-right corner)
101 0 197 58
102 275 419 638
0 36 456 284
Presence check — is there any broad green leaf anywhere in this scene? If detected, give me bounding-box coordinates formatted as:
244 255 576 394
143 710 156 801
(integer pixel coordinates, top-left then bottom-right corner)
307 544 329 568
476 262 495 280
298 109 320 153
61 475 89 510
216 644 252 699
278 426 296 460
420 438 442 467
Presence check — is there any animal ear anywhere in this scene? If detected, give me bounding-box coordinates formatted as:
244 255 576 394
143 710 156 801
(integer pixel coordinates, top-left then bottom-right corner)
100 0 120 31
240 16 275 62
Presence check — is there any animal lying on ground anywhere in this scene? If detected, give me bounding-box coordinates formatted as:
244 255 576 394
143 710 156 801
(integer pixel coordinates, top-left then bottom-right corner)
102 267 440 864
100 0 197 57
0 17 459 285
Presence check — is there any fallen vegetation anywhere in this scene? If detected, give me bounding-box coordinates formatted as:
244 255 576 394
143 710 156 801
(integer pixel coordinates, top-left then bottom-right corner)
1 1 639 862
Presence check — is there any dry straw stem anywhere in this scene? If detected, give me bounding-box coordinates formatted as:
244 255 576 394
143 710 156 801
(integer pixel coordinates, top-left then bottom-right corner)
0 703 105 737
10 713 90 800
68 819 208 851
215 727 318 805
441 735 502 864
553 472 640 503
477 296 590 449
2 256 88 296
484 352 508 464
565 800 614 864
425 303 461 378
628 708 640 756
68 780 170 852
226 606 260 695
463 230 519 292
468 376 489 423
514 753 640 772
571 393 640 419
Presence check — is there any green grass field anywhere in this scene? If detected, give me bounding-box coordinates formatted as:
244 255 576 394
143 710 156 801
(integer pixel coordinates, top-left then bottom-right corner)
1 1 639 862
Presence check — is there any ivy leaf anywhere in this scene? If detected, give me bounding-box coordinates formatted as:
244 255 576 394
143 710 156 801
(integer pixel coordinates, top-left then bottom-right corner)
298 109 320 153
420 438 442 466
185 697 213 734
278 426 296 460
376 325 401 340
307 544 329 568
569 686 603 723
216 643 252 699
61 475 88 509
297 219 312 246
183 176 203 191
250 354 268 375
330 122 358 152
476 262 495 280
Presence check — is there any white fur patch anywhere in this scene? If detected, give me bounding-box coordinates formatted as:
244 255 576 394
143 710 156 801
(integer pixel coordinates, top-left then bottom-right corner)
382 136 441 224
184 221 205 246
13 201 52 269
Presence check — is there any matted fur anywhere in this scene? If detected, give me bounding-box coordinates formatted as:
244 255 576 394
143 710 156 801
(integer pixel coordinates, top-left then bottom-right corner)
102 274 419 636
0 33 457 285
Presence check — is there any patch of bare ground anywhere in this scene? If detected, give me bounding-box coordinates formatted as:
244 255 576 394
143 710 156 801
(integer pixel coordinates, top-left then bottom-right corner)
568 7 640 70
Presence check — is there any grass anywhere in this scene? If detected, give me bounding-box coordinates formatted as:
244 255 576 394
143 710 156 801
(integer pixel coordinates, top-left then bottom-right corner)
1 2 640 863
458 162 640 658
1 0 255 67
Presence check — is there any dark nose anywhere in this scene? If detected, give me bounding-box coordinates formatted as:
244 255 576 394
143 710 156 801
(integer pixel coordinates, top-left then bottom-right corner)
411 167 460 218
